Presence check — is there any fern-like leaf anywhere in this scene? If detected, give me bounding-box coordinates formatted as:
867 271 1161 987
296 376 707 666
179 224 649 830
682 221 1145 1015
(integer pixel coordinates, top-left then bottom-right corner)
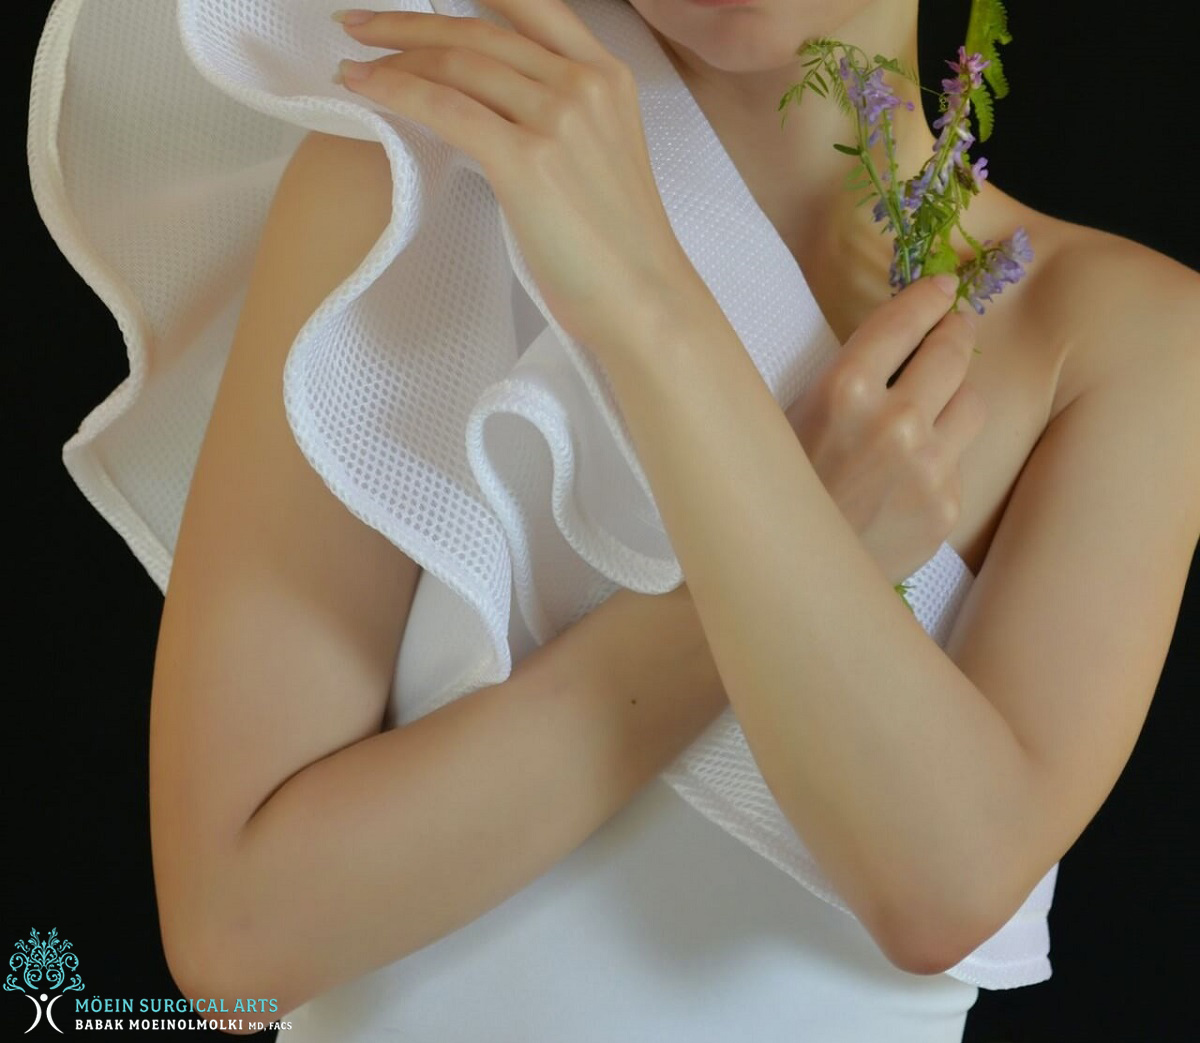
963 0 1013 140
983 49 1010 99
824 61 854 118
969 85 995 142
965 0 1012 61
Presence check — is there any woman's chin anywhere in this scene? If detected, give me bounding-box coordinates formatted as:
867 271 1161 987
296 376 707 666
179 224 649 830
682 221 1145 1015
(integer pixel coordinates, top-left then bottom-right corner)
646 20 812 79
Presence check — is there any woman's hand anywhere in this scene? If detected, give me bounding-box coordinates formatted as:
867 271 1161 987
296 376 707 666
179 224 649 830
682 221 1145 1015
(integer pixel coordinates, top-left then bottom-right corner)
334 1 698 352
784 275 987 586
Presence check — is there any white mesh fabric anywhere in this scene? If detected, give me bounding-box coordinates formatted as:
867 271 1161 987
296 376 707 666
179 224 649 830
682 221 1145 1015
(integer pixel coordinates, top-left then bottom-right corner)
28 0 1057 989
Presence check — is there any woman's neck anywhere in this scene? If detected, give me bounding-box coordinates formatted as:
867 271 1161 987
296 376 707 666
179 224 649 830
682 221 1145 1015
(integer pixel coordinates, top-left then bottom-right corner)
645 1 942 306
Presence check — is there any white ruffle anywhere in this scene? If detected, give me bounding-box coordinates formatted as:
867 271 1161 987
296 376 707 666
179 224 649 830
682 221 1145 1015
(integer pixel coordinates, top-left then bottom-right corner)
28 0 1057 989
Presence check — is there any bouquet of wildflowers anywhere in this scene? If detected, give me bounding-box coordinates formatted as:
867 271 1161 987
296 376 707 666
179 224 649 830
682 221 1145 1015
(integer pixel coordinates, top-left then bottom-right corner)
778 0 1031 315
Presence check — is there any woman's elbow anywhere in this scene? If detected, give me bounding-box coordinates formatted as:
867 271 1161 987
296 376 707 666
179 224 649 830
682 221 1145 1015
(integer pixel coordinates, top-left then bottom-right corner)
159 902 299 1035
867 888 996 978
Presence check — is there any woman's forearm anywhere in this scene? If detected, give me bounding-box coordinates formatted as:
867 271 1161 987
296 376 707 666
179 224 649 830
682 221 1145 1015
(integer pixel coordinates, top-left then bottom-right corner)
193 582 725 1018
591 279 1035 970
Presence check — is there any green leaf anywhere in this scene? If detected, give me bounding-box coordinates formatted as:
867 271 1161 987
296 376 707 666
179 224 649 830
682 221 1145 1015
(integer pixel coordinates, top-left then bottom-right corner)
922 240 961 277
833 142 862 156
963 0 1013 136
843 166 872 191
829 72 854 116
965 0 1012 58
969 85 995 142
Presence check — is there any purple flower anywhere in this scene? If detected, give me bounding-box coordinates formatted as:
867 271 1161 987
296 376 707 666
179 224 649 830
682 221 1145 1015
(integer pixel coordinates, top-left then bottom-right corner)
946 47 990 94
839 59 902 145
932 109 951 130
959 227 1033 313
1005 226 1034 264
947 126 975 168
904 165 935 210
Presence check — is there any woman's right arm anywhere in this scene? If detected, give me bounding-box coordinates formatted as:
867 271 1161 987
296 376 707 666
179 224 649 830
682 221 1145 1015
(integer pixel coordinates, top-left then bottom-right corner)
150 130 729 1022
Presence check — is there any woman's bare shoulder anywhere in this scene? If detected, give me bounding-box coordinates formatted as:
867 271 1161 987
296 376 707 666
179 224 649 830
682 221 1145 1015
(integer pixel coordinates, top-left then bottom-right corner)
1007 198 1200 415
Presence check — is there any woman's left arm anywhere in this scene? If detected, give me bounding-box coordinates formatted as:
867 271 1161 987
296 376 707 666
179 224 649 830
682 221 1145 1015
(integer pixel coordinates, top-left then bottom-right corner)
332 0 1200 974
591 247 1200 974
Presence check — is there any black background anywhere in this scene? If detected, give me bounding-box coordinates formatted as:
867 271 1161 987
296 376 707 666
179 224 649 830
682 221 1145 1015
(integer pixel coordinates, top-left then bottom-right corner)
7 2 1197 1041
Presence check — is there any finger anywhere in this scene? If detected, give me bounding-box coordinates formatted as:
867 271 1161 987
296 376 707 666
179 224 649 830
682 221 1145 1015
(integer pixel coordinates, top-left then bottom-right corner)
336 58 523 176
338 10 571 85
350 46 552 128
931 381 987 459
844 275 960 387
887 308 977 420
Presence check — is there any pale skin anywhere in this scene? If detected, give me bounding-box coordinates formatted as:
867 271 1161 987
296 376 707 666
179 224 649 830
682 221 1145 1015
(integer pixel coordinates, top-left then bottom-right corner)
150 0 1200 1025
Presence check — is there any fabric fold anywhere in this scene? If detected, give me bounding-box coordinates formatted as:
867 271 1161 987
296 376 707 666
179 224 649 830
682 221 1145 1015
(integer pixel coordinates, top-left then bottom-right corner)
28 0 1057 989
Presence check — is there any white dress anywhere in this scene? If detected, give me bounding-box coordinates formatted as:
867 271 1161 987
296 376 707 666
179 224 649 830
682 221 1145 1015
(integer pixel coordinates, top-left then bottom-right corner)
275 563 981 1043
27 1 1058 1038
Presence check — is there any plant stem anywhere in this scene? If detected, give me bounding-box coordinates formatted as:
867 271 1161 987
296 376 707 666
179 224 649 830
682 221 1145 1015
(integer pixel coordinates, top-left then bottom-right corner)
857 114 912 286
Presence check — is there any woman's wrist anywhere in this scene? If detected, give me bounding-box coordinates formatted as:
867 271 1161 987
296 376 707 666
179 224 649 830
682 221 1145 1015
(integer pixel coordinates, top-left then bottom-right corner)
587 260 721 378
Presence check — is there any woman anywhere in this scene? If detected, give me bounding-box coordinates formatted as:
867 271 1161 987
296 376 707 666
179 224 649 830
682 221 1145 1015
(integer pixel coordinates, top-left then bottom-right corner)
27 0 1198 1040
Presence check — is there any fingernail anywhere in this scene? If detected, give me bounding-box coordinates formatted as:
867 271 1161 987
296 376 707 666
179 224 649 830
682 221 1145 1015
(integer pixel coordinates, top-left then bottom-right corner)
337 58 374 83
931 274 959 298
332 9 375 26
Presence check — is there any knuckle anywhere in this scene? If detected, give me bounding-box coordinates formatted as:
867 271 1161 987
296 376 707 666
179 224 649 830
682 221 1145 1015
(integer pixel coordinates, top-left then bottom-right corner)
830 365 873 412
600 57 638 93
524 135 560 174
566 62 611 106
540 96 576 137
884 402 924 454
437 45 474 76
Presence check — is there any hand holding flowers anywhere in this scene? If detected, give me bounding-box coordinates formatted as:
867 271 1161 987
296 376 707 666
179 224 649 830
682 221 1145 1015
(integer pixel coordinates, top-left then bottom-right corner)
784 275 986 589
776 0 1026 605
